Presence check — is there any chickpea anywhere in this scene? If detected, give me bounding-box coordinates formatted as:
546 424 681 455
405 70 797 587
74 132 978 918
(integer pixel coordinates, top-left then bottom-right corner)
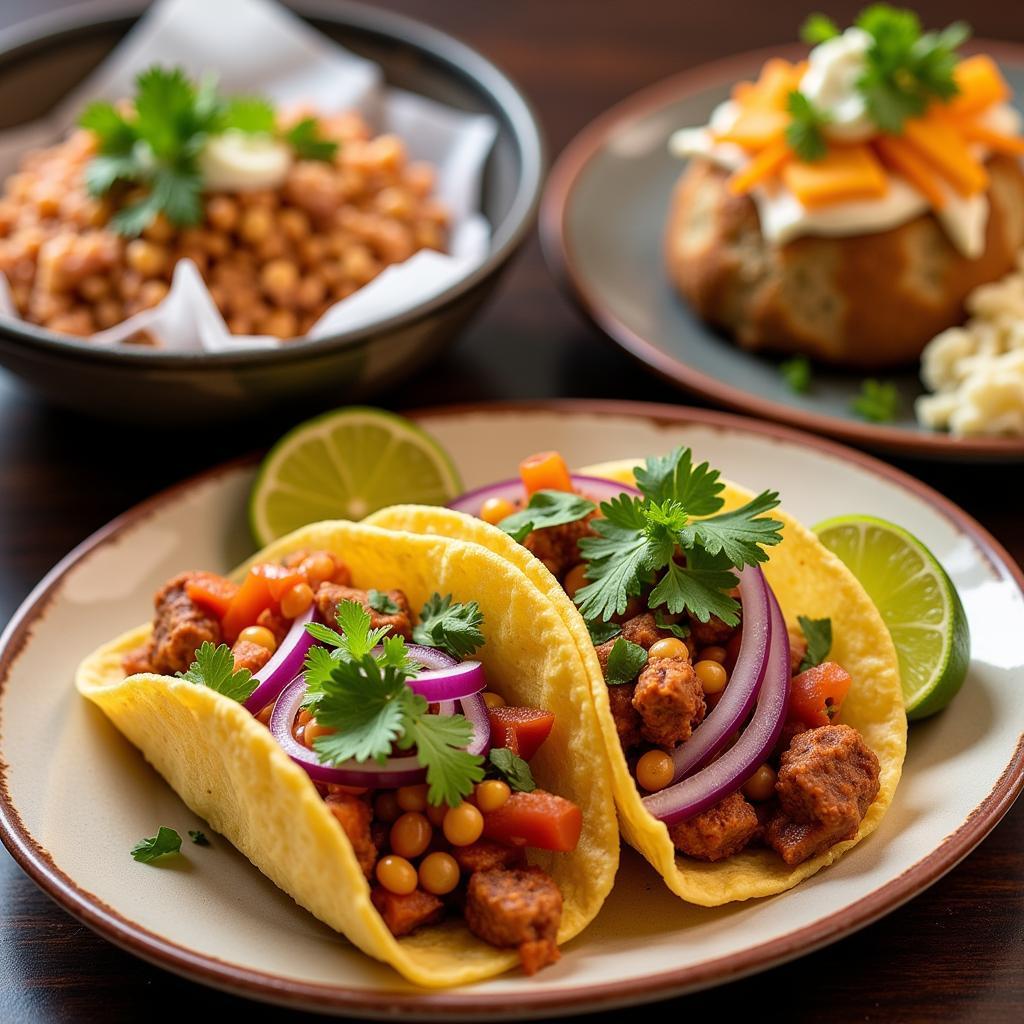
418 852 460 896
390 812 432 860
303 718 333 748
649 637 689 661
32 182 62 218
743 764 778 802
238 625 277 653
481 691 505 710
295 275 326 311
375 186 413 220
636 749 675 792
396 784 429 813
425 802 448 827
206 195 240 233
695 660 728 694
138 279 169 309
278 207 310 241
442 802 484 847
203 231 230 258
374 791 401 824
475 780 511 813
300 552 336 588
413 222 445 251
340 244 377 286
239 206 272 244
280 582 314 619
94 299 123 330
260 258 299 303
78 274 111 302
263 307 298 340
479 497 516 525
375 855 417 896
142 212 174 244
126 238 167 278
48 309 93 335
227 315 252 335
405 161 435 197
700 646 728 664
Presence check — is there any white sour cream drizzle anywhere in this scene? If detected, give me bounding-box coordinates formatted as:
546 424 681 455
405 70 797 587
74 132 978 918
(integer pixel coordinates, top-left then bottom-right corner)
669 35 1023 259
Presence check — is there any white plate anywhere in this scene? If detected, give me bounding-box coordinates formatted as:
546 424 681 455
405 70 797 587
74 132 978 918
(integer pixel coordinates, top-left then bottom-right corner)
2 401 1022 1018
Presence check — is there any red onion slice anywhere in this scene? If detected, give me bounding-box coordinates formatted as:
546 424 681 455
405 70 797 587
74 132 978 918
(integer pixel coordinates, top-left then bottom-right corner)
668 566 770 782
460 691 492 757
411 660 486 702
448 474 640 517
641 583 791 826
243 606 315 714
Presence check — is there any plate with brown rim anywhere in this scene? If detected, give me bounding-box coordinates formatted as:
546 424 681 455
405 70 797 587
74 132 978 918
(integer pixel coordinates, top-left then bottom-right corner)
541 43 1024 462
1 400 1022 1018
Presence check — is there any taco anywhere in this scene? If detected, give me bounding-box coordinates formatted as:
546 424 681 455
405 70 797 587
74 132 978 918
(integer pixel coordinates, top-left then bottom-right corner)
367 449 907 906
76 521 619 986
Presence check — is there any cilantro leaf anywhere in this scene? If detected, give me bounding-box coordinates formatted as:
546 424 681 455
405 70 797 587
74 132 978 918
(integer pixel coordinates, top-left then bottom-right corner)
605 638 648 685
300 645 339 708
587 620 622 645
285 117 338 161
648 553 741 625
131 826 182 863
403 705 484 807
79 101 136 153
654 611 690 639
83 154 140 198
781 355 812 394
851 378 900 422
368 589 400 614
412 593 485 658
786 90 831 162
306 599 391 657
151 166 202 227
188 829 210 846
498 490 595 543
797 615 833 672
634 447 724 515
801 13 840 45
487 747 536 792
110 193 164 237
176 642 256 703
221 96 276 134
678 491 782 568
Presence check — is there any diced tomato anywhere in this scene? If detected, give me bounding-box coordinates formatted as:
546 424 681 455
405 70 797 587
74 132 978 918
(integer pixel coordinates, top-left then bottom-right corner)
486 705 555 761
789 661 852 727
221 567 276 643
481 790 582 852
519 451 574 495
255 563 307 601
184 572 238 619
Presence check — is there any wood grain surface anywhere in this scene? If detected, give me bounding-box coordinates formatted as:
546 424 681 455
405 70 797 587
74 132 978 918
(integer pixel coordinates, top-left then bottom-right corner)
1 2 1022 1021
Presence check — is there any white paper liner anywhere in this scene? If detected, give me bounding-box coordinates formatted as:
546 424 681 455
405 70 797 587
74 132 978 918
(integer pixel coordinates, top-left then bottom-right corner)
0 0 496 351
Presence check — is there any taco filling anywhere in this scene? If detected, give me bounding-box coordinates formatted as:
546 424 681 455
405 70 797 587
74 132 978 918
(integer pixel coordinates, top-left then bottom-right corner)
121 547 584 975
452 450 882 868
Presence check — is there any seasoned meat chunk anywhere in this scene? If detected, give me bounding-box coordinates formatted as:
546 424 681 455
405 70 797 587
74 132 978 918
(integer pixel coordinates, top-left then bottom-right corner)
256 607 290 645
315 583 412 639
122 645 154 675
147 572 223 675
230 639 272 674
465 867 563 975
594 613 672 675
523 511 597 577
687 611 737 648
607 682 642 751
669 791 759 861
451 840 524 874
325 792 377 878
787 625 808 675
632 656 705 748
371 887 445 937
765 724 881 866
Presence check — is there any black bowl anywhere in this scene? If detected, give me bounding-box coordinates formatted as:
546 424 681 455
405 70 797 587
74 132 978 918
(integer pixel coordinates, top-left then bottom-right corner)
0 0 543 422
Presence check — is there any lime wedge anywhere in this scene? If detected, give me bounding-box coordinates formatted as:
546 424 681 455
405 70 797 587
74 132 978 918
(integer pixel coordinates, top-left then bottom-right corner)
814 514 970 720
249 407 462 546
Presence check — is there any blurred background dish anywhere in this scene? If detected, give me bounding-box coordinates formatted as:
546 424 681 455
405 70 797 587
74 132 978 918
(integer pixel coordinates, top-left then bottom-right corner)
0 0 543 422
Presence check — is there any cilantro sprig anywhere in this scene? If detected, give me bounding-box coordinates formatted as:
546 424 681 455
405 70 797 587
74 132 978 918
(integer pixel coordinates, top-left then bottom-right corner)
303 601 484 806
176 641 257 703
786 91 831 162
797 615 833 672
851 378 900 422
574 447 783 627
79 65 338 236
604 638 648 685
131 826 182 863
497 490 596 543
413 593 485 659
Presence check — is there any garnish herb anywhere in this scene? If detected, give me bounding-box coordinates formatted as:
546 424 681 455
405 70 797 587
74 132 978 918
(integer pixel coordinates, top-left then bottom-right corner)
781 355 812 394
604 638 649 685
654 611 691 640
131 826 182 863
189 830 211 846
801 13 841 45
176 641 257 703
587 620 622 645
786 91 831 161
497 490 596 543
79 65 338 236
851 378 900 422
368 589 400 614
575 448 782 627
487 748 536 793
797 615 833 672
304 601 485 805
412 593 485 659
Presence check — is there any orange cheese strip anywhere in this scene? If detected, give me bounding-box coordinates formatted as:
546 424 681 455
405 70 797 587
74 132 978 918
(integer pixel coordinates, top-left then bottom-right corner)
728 139 792 195
957 121 1024 156
873 136 947 209
782 144 889 210
947 55 1011 119
713 107 789 149
902 114 989 196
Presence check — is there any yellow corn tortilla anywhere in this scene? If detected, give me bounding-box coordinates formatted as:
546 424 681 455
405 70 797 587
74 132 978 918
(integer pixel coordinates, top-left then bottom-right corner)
76 521 619 987
367 460 907 906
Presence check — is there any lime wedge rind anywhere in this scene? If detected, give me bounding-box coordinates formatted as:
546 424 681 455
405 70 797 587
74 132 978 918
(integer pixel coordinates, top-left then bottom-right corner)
813 514 971 720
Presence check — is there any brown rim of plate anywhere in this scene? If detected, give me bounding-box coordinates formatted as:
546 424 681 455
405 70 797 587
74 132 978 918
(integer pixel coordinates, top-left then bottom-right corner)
1 399 1022 1018
540 40 1024 461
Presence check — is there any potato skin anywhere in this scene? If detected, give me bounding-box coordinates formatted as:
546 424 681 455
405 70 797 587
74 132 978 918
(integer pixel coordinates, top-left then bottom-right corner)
665 155 1024 368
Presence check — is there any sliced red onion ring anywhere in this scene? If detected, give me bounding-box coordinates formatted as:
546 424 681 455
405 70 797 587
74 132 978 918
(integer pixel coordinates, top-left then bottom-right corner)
412 660 486 702
668 566 770 782
641 583 791 826
448 474 640 517
243 606 315 714
460 691 492 757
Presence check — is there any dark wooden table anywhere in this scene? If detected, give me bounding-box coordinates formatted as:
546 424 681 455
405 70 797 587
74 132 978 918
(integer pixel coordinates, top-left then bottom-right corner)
2 1 1022 1021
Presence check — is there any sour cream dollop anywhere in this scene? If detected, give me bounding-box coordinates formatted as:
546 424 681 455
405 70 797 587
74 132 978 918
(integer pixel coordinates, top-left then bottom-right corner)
199 130 293 192
798 27 874 142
